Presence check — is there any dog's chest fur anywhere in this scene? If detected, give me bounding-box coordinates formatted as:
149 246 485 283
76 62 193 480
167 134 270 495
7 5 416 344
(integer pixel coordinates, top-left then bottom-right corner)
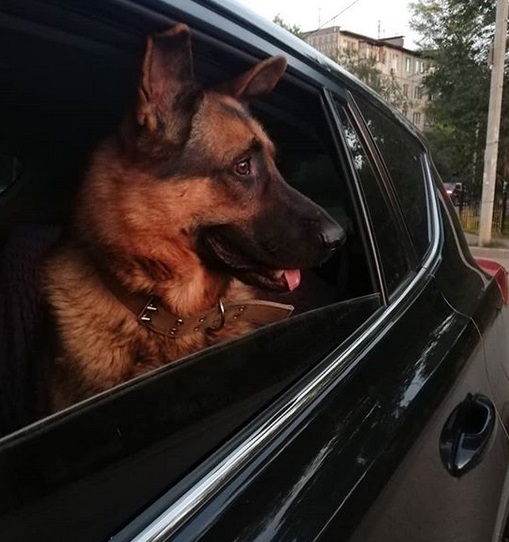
43 246 255 412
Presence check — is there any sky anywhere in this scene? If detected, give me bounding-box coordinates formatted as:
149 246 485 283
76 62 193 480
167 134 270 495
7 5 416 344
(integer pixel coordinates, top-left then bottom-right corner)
235 0 421 49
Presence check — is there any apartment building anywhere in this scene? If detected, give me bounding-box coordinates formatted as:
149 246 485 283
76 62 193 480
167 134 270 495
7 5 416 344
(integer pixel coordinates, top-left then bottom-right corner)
304 27 429 130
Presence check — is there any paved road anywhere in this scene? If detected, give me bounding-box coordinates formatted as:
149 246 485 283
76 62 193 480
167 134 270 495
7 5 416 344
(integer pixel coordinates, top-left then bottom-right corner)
469 246 509 271
464 232 509 270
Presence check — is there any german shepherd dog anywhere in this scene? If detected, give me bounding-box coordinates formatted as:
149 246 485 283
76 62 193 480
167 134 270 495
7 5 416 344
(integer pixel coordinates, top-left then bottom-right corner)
42 24 345 412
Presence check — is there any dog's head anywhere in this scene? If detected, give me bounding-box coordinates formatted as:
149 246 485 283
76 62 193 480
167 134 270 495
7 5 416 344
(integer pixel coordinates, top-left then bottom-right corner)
94 25 345 295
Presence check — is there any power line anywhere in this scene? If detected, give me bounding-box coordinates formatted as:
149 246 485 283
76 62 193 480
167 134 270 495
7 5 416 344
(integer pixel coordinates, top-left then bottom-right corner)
306 0 363 37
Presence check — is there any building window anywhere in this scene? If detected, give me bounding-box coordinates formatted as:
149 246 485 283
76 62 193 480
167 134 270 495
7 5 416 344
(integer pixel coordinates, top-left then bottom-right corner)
412 112 421 125
413 86 423 100
405 57 412 72
403 84 409 97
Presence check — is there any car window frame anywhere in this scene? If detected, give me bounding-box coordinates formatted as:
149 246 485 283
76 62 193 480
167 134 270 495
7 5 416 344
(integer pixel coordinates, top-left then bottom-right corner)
0 16 388 541
114 86 445 542
422 152 447 272
326 90 417 302
347 92 419 264
316 89 386 305
109 6 443 540
349 92 435 264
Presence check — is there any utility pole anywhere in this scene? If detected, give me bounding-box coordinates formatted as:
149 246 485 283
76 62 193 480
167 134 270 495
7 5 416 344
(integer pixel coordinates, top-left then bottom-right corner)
478 0 508 246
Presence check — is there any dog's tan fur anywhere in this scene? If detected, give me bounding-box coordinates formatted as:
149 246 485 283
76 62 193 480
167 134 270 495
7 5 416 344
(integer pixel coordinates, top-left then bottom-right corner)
42 26 289 411
44 245 254 410
42 24 342 412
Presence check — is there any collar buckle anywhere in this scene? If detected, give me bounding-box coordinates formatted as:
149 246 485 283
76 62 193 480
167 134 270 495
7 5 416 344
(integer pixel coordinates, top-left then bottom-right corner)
138 297 158 323
206 299 226 332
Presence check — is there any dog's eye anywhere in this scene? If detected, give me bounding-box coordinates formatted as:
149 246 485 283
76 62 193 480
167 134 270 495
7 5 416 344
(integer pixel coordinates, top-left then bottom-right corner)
234 159 251 176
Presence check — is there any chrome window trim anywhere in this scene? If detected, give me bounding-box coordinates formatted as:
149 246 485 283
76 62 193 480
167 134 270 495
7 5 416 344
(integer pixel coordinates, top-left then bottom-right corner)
421 153 441 275
127 127 444 542
427 159 488 286
322 89 389 306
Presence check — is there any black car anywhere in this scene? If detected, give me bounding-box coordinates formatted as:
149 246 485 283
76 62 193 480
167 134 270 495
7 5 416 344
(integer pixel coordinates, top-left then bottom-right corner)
1 1 509 541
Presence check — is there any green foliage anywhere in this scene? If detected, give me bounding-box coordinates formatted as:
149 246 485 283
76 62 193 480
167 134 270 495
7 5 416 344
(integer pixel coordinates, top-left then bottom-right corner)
338 48 412 112
273 17 410 113
409 0 507 196
273 14 304 39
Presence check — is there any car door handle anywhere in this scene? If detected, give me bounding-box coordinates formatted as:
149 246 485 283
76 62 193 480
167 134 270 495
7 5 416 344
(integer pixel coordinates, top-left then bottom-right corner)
439 393 495 478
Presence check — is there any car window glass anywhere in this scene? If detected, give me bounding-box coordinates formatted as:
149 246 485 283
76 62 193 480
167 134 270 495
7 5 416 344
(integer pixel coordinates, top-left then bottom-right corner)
0 294 381 542
335 103 411 294
0 154 22 197
354 96 430 259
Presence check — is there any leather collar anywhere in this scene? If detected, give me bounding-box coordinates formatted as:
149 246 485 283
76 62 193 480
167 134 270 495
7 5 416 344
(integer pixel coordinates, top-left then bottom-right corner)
98 266 294 338
136 296 294 338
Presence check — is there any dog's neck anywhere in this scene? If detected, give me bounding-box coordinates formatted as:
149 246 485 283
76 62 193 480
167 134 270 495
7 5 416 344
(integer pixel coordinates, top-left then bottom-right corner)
94 256 294 338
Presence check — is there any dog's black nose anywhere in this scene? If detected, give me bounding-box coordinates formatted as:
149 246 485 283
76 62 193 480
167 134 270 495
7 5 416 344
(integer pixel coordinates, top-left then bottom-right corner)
320 223 346 252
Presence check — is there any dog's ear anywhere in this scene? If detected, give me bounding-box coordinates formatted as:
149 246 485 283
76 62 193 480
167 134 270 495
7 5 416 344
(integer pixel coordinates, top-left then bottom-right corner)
219 56 287 99
137 24 195 134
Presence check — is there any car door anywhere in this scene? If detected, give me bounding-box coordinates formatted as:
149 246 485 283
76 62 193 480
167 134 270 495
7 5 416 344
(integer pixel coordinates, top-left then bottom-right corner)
430 160 509 540
342 91 509 542
143 286 501 542
110 90 509 542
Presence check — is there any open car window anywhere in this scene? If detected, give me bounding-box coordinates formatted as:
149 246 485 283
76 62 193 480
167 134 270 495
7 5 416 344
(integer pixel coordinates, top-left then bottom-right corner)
0 13 384 542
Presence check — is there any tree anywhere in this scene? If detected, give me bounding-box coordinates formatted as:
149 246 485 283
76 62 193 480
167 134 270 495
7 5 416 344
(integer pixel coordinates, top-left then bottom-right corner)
409 0 508 198
273 16 410 114
338 47 413 112
272 14 304 39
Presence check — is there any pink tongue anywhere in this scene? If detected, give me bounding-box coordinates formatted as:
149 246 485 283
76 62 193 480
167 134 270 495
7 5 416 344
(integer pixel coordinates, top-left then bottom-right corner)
283 269 301 291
